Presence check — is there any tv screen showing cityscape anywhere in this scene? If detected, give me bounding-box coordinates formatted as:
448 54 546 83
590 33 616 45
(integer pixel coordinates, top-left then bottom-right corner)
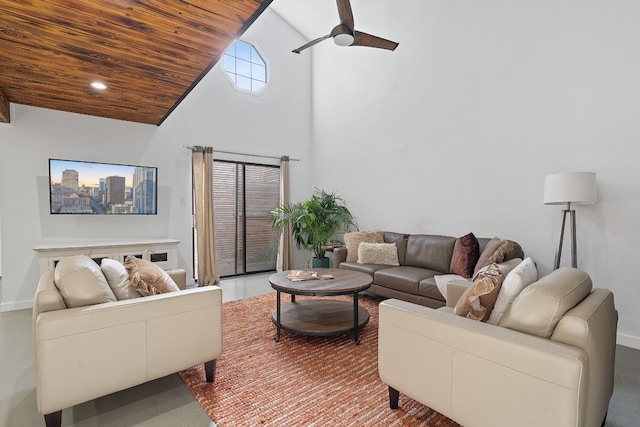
49 159 158 215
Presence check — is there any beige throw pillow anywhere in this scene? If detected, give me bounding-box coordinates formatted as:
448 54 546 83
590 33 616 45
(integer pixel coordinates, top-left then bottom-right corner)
124 256 180 296
101 258 142 300
454 263 505 322
357 242 399 265
54 255 117 308
344 230 384 262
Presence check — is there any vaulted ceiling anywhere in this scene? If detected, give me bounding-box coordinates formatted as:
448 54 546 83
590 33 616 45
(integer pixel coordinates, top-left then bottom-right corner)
0 0 272 125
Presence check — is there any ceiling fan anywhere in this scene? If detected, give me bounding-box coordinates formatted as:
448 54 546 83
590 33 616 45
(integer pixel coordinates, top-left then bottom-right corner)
292 0 399 54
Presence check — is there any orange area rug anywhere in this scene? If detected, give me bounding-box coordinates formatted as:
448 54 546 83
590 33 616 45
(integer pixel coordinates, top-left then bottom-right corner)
180 292 460 426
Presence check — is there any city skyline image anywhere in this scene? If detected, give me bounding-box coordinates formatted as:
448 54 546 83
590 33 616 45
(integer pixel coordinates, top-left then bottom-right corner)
49 159 157 215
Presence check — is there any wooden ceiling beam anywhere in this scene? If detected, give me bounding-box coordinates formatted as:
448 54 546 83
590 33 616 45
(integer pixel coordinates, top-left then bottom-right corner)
0 87 10 123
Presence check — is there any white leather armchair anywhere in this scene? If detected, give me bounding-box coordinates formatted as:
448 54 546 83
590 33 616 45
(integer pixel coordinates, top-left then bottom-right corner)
33 268 223 427
378 268 617 427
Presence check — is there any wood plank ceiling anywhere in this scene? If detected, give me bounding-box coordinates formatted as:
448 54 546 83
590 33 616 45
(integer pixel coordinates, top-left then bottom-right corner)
0 0 272 125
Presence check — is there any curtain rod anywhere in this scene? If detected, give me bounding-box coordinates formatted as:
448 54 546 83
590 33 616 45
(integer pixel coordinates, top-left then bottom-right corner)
184 145 300 161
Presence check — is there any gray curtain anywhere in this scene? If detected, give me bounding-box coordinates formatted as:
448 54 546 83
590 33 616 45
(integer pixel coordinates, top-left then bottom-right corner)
192 146 219 285
276 156 293 271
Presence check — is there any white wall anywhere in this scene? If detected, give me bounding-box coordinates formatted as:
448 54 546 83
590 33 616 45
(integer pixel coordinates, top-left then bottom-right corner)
310 1 640 348
0 9 312 311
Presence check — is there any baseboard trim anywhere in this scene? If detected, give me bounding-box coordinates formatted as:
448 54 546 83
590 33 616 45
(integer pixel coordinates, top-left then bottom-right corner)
0 299 32 312
617 333 640 350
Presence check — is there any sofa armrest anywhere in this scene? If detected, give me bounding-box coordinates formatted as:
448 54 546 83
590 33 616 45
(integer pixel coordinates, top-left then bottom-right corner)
445 280 472 307
34 286 222 415
378 298 586 427
333 247 348 267
166 268 187 290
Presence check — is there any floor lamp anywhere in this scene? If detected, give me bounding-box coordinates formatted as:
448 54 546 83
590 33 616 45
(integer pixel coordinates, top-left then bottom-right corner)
543 172 597 270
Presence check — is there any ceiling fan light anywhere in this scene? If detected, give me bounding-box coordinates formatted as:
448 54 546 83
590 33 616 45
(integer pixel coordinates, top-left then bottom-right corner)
333 33 354 47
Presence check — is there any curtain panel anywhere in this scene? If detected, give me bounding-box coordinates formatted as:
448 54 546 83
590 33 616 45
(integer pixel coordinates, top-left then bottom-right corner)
276 156 293 272
192 146 220 285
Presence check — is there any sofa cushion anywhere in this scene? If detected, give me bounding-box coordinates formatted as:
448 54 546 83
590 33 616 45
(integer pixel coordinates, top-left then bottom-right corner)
101 258 142 300
344 230 384 262
124 256 180 296
404 235 456 273
357 242 399 266
339 261 391 277
487 258 537 325
375 266 438 296
454 263 504 322
450 232 480 278
54 255 117 308
499 267 592 338
383 232 409 265
418 277 447 302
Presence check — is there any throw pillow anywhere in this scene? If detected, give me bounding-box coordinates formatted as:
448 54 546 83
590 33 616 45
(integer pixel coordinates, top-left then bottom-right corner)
486 239 516 265
101 258 142 300
357 242 399 266
450 232 480 278
54 255 117 308
472 257 522 281
473 237 504 275
124 256 180 296
487 258 538 325
344 230 384 262
454 263 505 322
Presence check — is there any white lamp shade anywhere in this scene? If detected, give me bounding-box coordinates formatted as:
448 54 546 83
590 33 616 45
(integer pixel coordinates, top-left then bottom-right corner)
543 172 598 205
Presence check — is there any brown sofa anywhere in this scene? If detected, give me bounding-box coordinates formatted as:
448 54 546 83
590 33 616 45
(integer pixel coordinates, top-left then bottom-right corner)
333 231 524 308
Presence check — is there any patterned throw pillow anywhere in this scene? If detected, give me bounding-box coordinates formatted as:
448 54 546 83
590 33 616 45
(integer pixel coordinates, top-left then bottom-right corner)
454 263 505 322
344 230 384 262
124 256 180 296
450 232 480 278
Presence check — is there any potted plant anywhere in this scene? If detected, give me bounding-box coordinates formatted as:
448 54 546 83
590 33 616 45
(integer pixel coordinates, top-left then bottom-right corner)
271 189 357 268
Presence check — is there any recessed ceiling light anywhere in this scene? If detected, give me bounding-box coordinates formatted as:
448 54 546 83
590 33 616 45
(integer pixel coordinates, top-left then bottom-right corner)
90 81 107 90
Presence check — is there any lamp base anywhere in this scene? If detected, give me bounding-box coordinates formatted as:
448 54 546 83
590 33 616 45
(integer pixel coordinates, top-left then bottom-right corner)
554 207 577 270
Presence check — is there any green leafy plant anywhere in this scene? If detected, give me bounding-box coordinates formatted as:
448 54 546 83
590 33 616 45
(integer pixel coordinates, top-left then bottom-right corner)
271 189 357 260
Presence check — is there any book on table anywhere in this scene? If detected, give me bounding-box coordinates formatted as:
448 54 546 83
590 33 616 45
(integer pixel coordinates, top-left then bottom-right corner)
287 270 320 281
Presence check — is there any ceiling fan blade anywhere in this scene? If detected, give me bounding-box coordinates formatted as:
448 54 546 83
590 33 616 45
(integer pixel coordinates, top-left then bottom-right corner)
292 34 332 54
336 0 355 31
352 31 399 51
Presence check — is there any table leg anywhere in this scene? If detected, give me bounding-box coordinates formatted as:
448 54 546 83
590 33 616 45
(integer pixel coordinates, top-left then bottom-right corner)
275 290 281 342
353 292 360 345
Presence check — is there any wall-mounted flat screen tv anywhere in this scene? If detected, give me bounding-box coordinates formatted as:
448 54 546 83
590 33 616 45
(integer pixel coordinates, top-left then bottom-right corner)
49 159 158 215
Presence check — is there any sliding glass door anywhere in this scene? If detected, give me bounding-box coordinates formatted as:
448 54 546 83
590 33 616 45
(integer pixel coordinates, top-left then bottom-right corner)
212 160 279 277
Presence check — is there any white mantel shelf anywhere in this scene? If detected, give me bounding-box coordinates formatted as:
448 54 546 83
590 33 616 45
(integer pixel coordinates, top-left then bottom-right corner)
34 239 180 274
34 239 180 252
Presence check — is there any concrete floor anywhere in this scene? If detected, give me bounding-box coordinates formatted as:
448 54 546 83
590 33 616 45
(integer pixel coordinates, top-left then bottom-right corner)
1 273 639 426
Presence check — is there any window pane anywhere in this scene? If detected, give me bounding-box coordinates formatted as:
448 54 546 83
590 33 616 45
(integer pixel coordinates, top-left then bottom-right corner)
251 47 265 66
236 75 252 91
223 55 235 73
236 58 251 78
251 63 266 82
252 80 266 92
245 165 279 272
236 41 251 61
212 162 240 276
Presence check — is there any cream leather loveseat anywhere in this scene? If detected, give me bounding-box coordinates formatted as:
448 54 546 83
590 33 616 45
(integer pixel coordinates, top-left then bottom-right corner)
33 255 223 427
378 268 617 427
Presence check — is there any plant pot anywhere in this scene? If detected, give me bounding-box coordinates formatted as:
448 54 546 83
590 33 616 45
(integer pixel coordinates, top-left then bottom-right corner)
311 257 330 269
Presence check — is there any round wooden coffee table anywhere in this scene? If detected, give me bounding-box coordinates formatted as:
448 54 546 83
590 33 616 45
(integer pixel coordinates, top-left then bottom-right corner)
269 268 372 345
